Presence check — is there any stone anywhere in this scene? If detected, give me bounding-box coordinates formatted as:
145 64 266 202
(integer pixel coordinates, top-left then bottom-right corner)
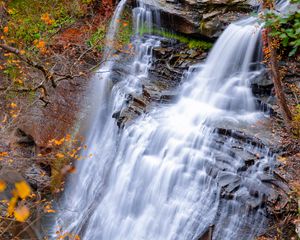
130 0 255 38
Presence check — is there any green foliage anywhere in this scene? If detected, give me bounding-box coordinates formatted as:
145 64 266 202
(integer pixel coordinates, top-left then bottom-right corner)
265 9 300 56
139 27 213 50
87 7 133 52
87 26 106 51
116 7 133 46
4 0 88 47
3 64 19 80
117 21 133 46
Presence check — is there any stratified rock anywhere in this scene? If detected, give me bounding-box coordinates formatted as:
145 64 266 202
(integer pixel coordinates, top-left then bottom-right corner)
112 36 206 128
130 0 257 38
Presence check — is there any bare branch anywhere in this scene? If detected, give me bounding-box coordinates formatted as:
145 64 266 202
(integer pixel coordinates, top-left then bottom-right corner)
0 43 52 82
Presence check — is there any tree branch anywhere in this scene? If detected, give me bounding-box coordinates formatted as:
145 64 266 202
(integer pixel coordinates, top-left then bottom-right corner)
0 43 53 82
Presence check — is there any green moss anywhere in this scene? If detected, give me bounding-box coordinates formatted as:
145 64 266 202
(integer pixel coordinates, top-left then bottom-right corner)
139 27 213 50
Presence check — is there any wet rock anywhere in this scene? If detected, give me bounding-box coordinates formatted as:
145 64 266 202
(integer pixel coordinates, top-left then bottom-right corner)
197 225 214 240
113 36 205 127
16 76 89 149
218 172 240 187
130 0 256 38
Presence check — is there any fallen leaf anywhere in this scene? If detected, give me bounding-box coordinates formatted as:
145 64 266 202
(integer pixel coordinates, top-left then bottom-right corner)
7 196 17 216
15 181 31 199
14 205 30 222
56 153 65 159
0 180 6 192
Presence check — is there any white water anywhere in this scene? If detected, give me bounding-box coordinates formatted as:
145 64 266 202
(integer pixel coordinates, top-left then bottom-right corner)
55 2 275 240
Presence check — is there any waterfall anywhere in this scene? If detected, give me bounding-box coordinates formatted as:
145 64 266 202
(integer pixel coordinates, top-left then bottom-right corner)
54 2 277 240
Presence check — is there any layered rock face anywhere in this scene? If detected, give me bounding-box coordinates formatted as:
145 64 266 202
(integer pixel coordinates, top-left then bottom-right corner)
131 0 258 38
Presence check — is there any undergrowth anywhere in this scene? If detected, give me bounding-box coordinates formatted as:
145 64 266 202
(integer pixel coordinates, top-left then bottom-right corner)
3 0 91 48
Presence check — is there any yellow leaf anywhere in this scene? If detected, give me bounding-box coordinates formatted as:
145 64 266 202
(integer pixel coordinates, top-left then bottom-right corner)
15 181 31 199
14 205 30 222
7 196 17 216
278 156 287 163
20 50 25 55
0 180 6 192
54 138 65 145
10 102 17 108
56 153 65 159
46 209 56 213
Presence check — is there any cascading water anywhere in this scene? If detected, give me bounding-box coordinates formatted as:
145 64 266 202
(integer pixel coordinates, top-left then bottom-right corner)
54 2 280 240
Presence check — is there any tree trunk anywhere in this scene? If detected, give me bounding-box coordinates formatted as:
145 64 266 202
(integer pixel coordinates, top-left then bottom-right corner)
262 0 293 128
266 30 293 128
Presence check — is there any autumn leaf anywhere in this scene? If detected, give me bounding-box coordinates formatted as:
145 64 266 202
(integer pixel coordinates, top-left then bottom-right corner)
15 181 31 199
10 102 17 108
7 196 17 216
56 153 65 159
65 134 71 142
41 13 54 25
3 26 8 33
0 152 8 158
54 138 65 145
0 180 6 192
36 40 46 49
14 205 30 222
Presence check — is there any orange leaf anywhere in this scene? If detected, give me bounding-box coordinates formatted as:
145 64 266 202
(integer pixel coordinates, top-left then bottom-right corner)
0 180 6 192
56 153 65 159
3 26 8 33
15 181 31 199
10 102 17 108
65 134 71 142
7 196 17 216
14 205 30 222
36 40 46 49
0 152 8 157
54 138 65 145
